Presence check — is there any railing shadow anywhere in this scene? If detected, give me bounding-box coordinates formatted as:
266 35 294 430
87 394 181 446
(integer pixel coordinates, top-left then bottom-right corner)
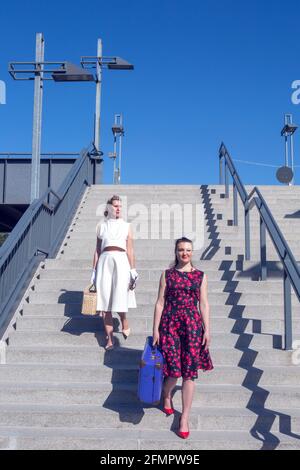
201 185 300 449
222 264 283 449
285 210 300 219
199 185 221 260
57 290 158 427
100 338 146 426
234 260 284 281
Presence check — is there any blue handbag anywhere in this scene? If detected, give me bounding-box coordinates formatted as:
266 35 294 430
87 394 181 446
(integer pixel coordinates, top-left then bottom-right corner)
137 336 164 405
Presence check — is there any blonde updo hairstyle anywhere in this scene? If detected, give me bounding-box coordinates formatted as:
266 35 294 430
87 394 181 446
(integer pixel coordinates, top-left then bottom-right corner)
104 195 121 217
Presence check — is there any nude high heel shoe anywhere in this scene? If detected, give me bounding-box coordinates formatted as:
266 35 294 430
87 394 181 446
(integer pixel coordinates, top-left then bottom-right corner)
122 328 131 340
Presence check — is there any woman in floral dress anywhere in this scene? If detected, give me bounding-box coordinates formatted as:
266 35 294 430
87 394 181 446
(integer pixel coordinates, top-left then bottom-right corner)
152 237 213 439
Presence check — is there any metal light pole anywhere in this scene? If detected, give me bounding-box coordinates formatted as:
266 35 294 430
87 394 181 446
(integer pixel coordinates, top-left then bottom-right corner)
280 114 298 186
31 33 45 202
9 33 94 203
94 39 102 154
112 114 124 184
108 151 117 183
81 42 134 177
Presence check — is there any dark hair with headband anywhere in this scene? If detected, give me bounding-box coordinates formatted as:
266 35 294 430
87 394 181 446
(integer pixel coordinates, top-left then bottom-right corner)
173 237 194 268
104 195 121 217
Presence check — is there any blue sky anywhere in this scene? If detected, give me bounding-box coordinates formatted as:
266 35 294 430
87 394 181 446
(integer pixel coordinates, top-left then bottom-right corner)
1 0 300 185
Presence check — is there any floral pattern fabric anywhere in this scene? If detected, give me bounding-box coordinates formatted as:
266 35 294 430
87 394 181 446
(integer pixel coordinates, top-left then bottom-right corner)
159 268 214 380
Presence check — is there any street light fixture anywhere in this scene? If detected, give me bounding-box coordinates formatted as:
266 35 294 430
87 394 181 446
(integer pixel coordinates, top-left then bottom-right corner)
281 123 298 136
52 62 95 82
8 33 95 202
81 40 134 161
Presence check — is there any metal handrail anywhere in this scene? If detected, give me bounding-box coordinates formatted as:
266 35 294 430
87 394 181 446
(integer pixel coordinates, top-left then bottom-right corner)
219 142 300 350
0 143 97 335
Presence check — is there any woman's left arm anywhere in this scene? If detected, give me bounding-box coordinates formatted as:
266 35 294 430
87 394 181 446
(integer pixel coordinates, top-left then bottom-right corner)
126 225 136 269
199 274 211 348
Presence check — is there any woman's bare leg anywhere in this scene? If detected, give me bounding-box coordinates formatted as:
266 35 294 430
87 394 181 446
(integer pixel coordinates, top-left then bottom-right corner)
102 311 113 348
180 379 195 432
118 312 129 331
163 377 178 409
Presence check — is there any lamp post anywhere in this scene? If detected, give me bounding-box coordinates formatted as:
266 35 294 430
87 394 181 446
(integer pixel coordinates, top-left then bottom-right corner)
81 40 134 161
280 113 298 185
8 33 95 203
111 114 124 184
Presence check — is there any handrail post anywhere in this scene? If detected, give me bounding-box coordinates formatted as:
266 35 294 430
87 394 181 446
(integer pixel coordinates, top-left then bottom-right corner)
93 158 96 184
27 220 32 262
283 270 293 350
224 161 229 198
244 204 250 260
260 216 267 280
219 154 223 184
233 183 238 226
49 205 54 253
3 158 7 204
87 155 90 185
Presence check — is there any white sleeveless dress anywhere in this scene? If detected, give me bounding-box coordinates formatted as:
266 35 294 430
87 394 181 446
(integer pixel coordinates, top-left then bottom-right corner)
95 218 137 312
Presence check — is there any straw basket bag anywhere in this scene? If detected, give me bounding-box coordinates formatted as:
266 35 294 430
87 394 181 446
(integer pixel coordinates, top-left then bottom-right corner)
81 283 97 315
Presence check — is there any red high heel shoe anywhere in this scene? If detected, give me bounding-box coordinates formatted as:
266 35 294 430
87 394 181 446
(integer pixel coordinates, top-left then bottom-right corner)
177 416 190 439
163 397 175 416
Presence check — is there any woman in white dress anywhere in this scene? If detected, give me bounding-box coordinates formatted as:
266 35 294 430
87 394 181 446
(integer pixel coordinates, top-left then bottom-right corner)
91 195 138 350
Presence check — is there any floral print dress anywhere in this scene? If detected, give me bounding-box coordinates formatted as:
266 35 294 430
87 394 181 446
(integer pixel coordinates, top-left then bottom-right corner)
159 267 214 380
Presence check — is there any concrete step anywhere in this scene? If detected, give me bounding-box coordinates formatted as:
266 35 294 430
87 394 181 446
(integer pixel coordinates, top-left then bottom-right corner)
58 246 300 262
37 265 292 283
0 364 245 385
214 218 300 230
71 215 204 223
0 403 292 433
209 195 300 204
0 381 297 409
62 238 294 253
7 330 278 350
21 302 289 320
44 258 229 270
13 314 240 334
0 427 299 450
0 362 138 384
2 345 244 366
5 344 294 367
42 258 293 280
209 197 300 208
80 198 203 207
60 247 205 260
38 267 244 282
88 185 202 192
32 278 290 295
14 312 300 337
1 363 300 386
26 290 300 307
209 184 300 191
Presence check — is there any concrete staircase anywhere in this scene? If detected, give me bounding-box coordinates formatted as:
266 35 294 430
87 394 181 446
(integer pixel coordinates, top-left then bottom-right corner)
0 184 300 450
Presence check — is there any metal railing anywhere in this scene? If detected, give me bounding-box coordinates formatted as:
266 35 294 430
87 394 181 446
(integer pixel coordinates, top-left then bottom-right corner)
219 142 300 350
0 144 98 334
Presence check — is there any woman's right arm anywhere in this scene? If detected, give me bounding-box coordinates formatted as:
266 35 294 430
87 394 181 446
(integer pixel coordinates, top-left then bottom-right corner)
92 237 102 270
152 271 166 346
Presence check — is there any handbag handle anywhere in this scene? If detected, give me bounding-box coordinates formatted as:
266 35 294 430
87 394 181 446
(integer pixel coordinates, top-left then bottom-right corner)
89 284 96 293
